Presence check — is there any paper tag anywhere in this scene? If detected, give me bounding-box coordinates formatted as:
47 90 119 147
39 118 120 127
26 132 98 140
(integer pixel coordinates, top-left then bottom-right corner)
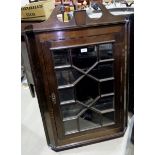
81 48 87 53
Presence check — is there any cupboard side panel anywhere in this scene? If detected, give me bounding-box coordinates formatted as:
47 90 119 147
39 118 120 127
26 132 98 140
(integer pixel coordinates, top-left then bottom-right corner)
24 32 58 147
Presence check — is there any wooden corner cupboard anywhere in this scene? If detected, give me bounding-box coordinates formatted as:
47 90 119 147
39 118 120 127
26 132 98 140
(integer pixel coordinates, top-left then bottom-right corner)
23 3 130 151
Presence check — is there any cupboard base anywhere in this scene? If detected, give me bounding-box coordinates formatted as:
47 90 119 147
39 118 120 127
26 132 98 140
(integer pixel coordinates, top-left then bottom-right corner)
49 129 126 152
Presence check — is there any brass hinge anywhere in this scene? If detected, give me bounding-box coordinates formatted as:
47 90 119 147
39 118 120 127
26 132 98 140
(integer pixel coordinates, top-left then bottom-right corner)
49 92 56 105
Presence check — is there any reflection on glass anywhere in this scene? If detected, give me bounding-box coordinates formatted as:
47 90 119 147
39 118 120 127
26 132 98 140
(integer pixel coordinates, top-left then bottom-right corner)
59 87 74 102
101 112 115 126
89 62 114 79
61 102 84 119
53 50 70 66
56 68 82 86
100 80 114 95
99 43 113 60
79 109 101 131
64 119 78 135
71 45 97 71
75 76 98 105
93 96 114 111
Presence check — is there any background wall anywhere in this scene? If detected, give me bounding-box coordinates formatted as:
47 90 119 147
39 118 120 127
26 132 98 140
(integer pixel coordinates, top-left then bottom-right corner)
21 0 56 6
21 0 29 6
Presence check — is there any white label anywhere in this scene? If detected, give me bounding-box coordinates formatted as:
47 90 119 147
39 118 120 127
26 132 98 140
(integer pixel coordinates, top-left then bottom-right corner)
81 48 87 53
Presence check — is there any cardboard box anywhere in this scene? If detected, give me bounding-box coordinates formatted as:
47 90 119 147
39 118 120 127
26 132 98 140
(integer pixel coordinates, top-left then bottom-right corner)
21 0 55 21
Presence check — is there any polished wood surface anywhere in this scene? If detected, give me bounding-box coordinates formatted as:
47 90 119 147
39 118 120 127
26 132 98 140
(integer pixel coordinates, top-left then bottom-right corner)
23 3 129 151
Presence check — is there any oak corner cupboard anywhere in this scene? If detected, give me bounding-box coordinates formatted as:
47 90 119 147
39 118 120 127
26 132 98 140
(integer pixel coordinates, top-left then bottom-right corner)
24 3 129 151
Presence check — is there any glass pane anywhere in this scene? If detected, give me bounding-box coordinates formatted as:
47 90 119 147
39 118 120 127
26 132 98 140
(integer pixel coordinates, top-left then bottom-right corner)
101 112 115 126
61 102 84 120
59 87 74 102
75 76 99 105
56 68 82 86
100 80 114 95
64 119 78 135
79 109 101 131
53 49 70 66
99 43 113 60
93 96 114 111
89 62 114 80
71 45 97 71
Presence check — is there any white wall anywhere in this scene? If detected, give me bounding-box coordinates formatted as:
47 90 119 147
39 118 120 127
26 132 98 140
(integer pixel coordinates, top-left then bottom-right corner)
21 0 55 6
21 0 29 6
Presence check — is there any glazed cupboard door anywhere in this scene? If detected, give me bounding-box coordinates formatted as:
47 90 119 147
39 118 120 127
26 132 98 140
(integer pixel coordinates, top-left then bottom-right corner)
46 40 125 139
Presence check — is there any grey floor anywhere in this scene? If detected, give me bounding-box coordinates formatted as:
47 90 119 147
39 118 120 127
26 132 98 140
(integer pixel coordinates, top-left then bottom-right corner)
21 83 134 155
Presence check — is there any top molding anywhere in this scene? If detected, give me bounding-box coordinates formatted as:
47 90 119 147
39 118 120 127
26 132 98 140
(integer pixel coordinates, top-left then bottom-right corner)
25 3 126 33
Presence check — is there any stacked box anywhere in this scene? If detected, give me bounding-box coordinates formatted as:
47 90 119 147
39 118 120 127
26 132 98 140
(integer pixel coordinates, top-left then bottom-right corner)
21 0 55 21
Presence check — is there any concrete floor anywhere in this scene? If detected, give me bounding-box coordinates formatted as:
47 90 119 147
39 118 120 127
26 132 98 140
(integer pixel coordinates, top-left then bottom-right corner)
21 84 134 155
